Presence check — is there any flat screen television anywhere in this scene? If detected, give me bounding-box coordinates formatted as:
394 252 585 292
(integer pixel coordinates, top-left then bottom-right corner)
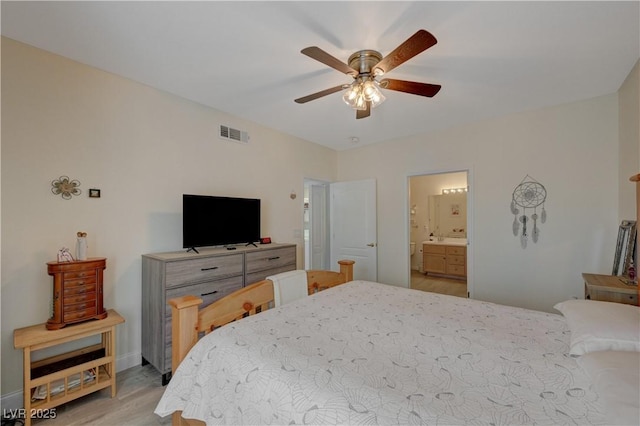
183 194 260 249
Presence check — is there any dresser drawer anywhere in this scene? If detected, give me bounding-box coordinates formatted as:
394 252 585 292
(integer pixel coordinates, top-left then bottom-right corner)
446 246 466 256
63 282 96 297
446 264 466 276
245 247 296 273
585 287 638 305
165 276 243 316
65 299 97 314
64 270 97 280
424 245 446 255
64 291 97 305
447 255 465 266
63 274 97 287
63 304 97 322
165 254 243 287
246 264 297 285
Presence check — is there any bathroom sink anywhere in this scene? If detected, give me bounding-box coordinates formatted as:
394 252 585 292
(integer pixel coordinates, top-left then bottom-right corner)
423 238 467 246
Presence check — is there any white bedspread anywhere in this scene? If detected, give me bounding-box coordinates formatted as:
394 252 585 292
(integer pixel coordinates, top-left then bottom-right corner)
155 280 604 425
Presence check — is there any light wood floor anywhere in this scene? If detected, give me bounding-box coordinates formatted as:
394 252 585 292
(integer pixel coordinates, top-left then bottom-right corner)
29 274 465 425
410 270 468 298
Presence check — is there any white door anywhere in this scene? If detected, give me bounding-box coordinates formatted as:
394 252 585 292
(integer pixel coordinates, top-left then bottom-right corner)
310 184 329 269
330 179 377 281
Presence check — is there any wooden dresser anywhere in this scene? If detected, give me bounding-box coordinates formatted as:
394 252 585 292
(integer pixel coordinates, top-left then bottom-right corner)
46 258 107 330
142 243 296 384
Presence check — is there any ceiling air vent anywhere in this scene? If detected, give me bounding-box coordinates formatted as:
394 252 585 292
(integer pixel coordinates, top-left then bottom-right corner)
219 125 249 144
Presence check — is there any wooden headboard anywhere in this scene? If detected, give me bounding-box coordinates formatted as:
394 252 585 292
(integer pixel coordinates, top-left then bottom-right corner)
168 260 355 374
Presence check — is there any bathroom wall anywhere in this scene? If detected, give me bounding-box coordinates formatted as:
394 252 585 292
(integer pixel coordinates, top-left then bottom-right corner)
409 172 468 270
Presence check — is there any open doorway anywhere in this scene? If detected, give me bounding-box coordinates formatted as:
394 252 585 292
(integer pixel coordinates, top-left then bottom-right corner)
303 179 330 270
408 171 470 298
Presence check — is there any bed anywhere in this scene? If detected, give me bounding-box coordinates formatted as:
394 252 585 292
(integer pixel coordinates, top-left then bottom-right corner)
155 261 639 425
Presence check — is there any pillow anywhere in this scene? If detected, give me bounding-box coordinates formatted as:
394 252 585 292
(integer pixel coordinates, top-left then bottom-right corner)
554 299 640 356
578 351 640 425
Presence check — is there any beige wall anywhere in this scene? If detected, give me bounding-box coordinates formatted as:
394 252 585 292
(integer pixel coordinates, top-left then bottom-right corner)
338 93 622 312
619 59 640 218
1 38 337 396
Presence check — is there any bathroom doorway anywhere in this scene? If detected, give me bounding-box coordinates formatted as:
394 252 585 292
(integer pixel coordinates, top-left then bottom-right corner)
408 170 470 298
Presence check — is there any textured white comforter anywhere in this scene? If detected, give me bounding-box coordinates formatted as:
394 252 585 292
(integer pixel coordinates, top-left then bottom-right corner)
155 280 604 425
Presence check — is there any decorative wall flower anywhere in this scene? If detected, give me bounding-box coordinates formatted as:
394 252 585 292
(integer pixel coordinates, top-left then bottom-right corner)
51 176 81 200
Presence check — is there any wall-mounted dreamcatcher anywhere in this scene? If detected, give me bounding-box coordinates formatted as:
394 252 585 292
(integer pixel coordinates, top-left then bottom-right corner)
511 175 547 248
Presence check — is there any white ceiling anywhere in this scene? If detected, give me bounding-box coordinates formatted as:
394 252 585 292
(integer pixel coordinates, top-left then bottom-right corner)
2 1 639 151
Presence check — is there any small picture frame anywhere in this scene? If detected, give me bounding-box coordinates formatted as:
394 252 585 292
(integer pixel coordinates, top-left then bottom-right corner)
89 189 101 198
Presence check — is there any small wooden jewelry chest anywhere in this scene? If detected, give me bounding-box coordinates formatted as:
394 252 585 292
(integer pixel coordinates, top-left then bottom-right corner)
46 257 107 330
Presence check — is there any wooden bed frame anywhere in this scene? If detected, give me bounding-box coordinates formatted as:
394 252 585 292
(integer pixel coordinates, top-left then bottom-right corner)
166 259 355 426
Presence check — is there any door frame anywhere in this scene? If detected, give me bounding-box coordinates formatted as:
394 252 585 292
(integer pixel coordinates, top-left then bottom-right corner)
406 167 474 298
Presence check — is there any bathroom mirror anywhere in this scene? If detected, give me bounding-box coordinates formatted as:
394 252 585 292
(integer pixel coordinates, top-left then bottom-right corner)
428 193 467 238
612 220 636 276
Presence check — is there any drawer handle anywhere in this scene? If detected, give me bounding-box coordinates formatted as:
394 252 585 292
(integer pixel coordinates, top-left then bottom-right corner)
201 290 219 297
201 266 219 271
267 256 280 261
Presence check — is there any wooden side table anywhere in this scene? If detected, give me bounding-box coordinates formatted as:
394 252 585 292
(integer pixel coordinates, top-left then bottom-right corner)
14 310 125 426
582 273 638 306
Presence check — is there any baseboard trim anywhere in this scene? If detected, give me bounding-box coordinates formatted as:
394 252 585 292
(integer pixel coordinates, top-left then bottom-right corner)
0 351 142 411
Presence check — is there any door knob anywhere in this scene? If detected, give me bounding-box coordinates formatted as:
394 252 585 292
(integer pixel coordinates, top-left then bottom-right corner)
367 243 376 247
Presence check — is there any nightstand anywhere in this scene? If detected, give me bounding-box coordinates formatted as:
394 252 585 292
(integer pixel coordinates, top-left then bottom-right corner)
582 273 638 306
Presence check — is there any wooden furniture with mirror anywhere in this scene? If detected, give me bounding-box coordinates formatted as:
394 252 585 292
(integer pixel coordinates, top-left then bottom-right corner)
46 258 107 330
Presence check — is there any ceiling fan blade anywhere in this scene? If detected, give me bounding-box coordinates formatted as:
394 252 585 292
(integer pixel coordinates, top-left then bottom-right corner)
380 79 441 97
294 85 346 104
301 46 358 76
356 102 371 119
373 30 437 75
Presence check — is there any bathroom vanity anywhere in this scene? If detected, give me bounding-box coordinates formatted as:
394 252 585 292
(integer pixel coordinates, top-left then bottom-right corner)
423 240 467 278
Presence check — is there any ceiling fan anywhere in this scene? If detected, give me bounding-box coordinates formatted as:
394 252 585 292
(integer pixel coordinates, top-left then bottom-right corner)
294 30 441 119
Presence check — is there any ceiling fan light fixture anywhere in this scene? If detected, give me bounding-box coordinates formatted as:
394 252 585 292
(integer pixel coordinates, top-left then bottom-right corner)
297 30 439 119
342 78 385 111
342 81 365 110
363 79 385 106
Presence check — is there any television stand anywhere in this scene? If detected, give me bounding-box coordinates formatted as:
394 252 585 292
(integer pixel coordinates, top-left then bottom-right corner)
186 247 199 254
